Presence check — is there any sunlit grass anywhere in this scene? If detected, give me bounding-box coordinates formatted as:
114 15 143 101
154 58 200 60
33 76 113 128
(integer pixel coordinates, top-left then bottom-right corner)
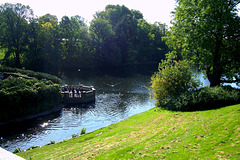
18 104 240 159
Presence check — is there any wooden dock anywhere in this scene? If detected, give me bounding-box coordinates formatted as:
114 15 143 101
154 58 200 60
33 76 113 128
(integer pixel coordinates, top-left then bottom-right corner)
61 85 95 104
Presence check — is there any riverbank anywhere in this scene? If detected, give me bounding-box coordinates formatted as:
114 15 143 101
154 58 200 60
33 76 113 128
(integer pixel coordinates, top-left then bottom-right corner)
0 104 64 126
17 104 240 159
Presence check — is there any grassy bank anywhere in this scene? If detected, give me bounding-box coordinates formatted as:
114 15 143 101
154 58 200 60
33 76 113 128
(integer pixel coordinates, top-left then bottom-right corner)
18 104 240 159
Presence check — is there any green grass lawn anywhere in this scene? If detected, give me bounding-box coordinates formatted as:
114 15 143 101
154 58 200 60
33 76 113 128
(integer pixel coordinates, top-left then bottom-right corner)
18 104 240 159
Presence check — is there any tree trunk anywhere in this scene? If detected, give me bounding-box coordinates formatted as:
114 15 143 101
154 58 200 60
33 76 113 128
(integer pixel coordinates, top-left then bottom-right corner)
209 37 223 87
209 67 222 87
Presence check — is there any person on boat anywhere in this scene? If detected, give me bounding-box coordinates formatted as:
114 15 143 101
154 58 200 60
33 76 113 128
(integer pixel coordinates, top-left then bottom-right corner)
76 87 80 97
72 85 75 97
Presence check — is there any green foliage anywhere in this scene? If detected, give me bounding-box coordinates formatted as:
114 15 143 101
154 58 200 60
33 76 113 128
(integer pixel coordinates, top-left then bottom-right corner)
89 4 168 66
1 3 169 71
0 76 62 121
46 140 56 146
13 147 23 153
0 67 61 84
80 127 86 135
0 3 33 68
170 86 240 111
72 134 78 138
0 48 5 60
150 59 200 109
59 15 92 70
164 0 240 87
26 146 40 151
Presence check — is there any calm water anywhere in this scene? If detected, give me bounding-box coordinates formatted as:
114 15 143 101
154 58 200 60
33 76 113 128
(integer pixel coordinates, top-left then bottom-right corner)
0 64 161 152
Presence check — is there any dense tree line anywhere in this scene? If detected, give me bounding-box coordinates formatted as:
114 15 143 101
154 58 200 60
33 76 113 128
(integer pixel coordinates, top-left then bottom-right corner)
0 3 168 72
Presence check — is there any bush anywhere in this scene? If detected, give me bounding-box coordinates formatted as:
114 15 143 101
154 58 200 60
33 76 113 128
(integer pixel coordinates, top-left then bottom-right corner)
150 59 200 109
13 147 23 153
169 86 240 111
46 140 55 145
80 128 86 135
26 145 40 151
0 77 62 121
0 67 61 84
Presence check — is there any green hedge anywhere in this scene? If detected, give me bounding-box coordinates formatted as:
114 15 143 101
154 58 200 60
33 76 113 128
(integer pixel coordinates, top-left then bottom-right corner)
166 86 240 111
0 67 61 84
0 77 62 121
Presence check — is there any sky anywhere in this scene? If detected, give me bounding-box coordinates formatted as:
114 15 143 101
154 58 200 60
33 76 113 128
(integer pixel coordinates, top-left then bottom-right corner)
0 0 176 26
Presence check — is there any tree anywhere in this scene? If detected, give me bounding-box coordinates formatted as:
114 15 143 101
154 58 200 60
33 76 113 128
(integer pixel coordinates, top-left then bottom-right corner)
93 5 143 64
0 3 33 68
164 0 240 87
151 22 169 60
135 19 155 62
59 15 91 69
38 13 58 27
90 18 120 66
37 14 61 72
23 17 42 70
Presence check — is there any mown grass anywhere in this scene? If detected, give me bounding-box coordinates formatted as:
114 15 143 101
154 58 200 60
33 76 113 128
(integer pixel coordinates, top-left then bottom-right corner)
18 104 240 159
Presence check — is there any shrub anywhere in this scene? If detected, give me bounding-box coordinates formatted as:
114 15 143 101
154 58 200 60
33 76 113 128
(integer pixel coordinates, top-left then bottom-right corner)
80 128 86 135
13 147 23 153
72 134 78 138
0 77 62 121
150 59 200 109
169 86 240 111
46 140 55 145
0 67 61 84
26 145 40 151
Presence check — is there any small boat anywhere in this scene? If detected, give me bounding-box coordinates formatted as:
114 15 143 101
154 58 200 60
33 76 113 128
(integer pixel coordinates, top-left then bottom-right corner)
61 85 96 104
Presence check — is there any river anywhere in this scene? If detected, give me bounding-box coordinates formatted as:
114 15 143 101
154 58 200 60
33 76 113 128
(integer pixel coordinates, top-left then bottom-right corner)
0 64 164 152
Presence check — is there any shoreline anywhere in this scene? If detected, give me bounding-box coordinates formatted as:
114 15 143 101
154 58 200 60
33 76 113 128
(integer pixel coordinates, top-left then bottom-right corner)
0 104 64 126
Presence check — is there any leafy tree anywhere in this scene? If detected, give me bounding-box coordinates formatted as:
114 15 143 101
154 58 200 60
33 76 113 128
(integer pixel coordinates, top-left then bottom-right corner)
93 5 142 64
135 19 154 62
113 7 139 63
0 3 33 68
92 5 168 65
90 18 114 43
151 22 169 60
59 15 91 69
90 17 120 66
164 0 240 87
39 13 58 27
38 14 61 72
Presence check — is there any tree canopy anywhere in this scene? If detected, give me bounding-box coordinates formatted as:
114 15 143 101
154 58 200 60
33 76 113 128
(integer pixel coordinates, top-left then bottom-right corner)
164 0 240 87
89 5 168 66
0 3 33 68
0 3 169 72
